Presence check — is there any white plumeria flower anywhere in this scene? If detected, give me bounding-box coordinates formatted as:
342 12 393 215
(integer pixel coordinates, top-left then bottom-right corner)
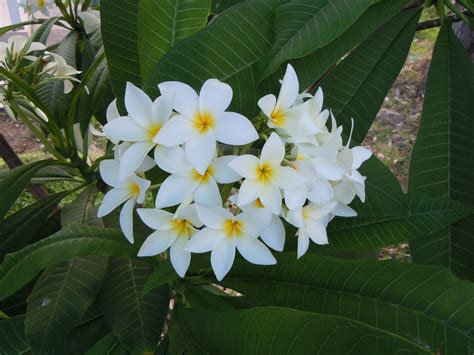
41 52 81 94
97 159 150 243
155 79 259 174
286 202 337 258
0 35 45 65
229 132 305 215
17 0 54 15
186 204 275 281
137 204 202 277
155 146 240 208
114 142 156 173
103 83 176 180
258 64 302 132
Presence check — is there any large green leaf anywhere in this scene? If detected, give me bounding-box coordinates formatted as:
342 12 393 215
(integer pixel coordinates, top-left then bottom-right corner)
222 253 474 354
320 8 421 144
101 0 141 105
408 23 474 280
258 0 410 95
145 1 276 117
0 192 68 260
0 225 133 300
171 305 431 353
61 186 97 226
138 0 211 79
25 256 108 352
0 160 53 220
86 332 128 355
100 257 170 353
258 0 378 80
0 315 30 354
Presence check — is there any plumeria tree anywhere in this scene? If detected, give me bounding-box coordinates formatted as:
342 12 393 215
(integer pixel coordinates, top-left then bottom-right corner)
0 0 473 353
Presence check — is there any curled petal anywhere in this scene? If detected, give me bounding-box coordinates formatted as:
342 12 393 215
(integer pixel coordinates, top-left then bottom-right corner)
214 112 258 145
276 64 299 111
211 238 236 281
306 219 328 245
158 81 199 118
120 198 136 243
125 82 153 128
170 237 191 277
138 230 178 256
99 159 121 188
261 132 285 166
297 232 310 259
258 94 276 118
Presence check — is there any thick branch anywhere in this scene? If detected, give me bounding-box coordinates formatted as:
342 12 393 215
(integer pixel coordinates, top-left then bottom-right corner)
417 11 468 30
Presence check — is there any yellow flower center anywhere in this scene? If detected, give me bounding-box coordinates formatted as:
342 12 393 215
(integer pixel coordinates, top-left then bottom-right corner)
255 198 265 208
270 107 286 127
171 219 194 237
147 123 162 140
223 219 244 237
128 182 140 196
255 162 274 183
191 165 215 183
193 111 215 133
38 0 45 7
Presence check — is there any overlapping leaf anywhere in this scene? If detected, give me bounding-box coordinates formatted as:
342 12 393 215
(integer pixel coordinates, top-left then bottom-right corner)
0 316 30 354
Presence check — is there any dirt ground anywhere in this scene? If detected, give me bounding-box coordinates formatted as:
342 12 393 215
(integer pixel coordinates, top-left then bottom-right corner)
0 111 42 153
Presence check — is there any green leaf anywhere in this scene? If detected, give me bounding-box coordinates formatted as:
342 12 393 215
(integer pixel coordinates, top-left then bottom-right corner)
0 192 68 260
100 257 170 353
320 8 421 144
0 225 134 300
25 256 109 352
61 186 96 226
0 19 45 35
101 0 141 106
0 315 30 354
222 253 474 354
145 1 276 117
0 160 53 220
31 17 60 45
142 260 179 296
79 11 103 51
258 0 410 94
258 0 378 80
172 305 431 353
408 23 474 280
86 332 128 355
138 0 211 79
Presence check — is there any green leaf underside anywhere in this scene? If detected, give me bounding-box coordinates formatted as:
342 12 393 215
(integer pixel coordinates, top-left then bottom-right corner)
145 1 275 117
61 186 96 226
408 23 474 281
222 253 474 354
142 260 179 295
0 316 30 354
100 257 169 353
320 8 421 144
172 305 431 354
138 0 211 79
259 0 378 81
25 256 108 352
0 225 133 300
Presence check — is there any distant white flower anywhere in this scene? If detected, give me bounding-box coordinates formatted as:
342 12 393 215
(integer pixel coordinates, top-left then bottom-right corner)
186 204 275 280
103 83 176 180
137 204 202 277
0 35 45 65
97 159 150 243
229 132 305 214
17 0 55 15
155 79 258 174
41 52 81 94
155 146 240 208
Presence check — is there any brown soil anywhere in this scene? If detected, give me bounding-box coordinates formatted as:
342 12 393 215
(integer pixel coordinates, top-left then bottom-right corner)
0 110 42 153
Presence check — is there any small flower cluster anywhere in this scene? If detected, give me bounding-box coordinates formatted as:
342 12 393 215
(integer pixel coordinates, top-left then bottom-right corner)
17 0 55 16
98 64 371 280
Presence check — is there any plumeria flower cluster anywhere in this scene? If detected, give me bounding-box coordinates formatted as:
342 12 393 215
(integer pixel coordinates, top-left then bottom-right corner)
17 0 55 16
0 35 45 68
98 64 371 281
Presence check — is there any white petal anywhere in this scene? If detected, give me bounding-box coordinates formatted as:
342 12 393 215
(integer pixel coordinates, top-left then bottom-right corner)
151 94 174 125
239 209 272 237
238 178 263 206
138 230 177 256
186 228 226 253
199 79 232 116
158 81 199 118
276 64 299 110
331 203 357 217
137 208 173 230
306 219 328 245
119 141 155 181
284 184 307 210
106 99 120 123
261 133 284 166
196 204 233 229
99 160 121 188
125 82 152 128
120 198 136 243
313 157 345 181
103 116 148 142
236 237 276 265
27 42 46 53
260 184 282 215
153 115 195 146
297 232 310 259
213 155 241 184
258 94 276 118
286 208 304 228
155 175 198 208
228 155 260 179
214 112 258 145
352 146 372 169
170 237 191 277
97 188 130 217
136 156 156 173
154 145 191 175
261 215 285 251
305 201 337 220
194 179 222 207
177 204 203 227
211 238 236 281
307 178 334 204
185 131 216 175
130 176 151 204
63 80 74 94
273 167 305 190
